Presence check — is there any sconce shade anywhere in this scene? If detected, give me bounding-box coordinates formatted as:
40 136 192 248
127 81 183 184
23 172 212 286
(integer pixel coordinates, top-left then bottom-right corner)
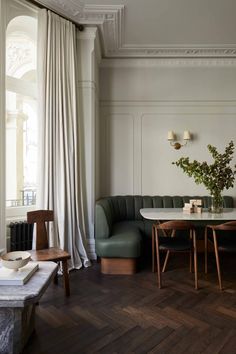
183 130 191 140
167 131 175 141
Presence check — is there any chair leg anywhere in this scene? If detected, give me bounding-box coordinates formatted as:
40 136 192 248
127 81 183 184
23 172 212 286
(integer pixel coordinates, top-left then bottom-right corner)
62 260 70 296
53 261 59 284
162 229 174 273
162 251 170 272
189 229 193 273
212 231 223 290
204 227 208 274
152 225 155 273
189 250 193 273
193 231 198 290
155 232 162 289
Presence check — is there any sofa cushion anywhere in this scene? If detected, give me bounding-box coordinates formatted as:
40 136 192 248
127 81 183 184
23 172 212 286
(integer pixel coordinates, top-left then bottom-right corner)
95 230 142 258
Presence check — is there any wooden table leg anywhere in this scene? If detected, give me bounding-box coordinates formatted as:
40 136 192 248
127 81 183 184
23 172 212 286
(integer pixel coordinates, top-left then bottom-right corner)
193 230 198 290
155 232 162 289
213 231 223 290
204 227 208 274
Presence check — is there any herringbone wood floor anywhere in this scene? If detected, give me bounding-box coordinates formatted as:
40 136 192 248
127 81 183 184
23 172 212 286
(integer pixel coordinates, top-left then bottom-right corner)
23 254 236 354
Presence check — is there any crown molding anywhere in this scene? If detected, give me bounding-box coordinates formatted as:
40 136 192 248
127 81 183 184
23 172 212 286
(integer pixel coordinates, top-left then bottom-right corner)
35 1 236 59
100 58 236 67
100 100 236 107
116 45 236 58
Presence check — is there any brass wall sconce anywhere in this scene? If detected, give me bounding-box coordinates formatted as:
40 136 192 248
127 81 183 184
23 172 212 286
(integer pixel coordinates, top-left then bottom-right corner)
167 130 191 150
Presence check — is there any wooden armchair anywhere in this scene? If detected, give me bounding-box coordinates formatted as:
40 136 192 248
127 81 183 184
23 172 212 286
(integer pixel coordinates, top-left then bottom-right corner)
27 210 71 296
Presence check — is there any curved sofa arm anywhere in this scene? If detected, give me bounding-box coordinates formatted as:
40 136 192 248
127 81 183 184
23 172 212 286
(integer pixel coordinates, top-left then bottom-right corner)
95 199 114 239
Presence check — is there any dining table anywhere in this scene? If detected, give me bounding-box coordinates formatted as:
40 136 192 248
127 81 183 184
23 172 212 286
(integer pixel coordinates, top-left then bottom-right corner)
140 207 236 275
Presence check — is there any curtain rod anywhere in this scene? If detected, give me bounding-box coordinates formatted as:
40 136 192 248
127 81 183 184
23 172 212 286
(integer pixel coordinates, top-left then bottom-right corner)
25 0 85 31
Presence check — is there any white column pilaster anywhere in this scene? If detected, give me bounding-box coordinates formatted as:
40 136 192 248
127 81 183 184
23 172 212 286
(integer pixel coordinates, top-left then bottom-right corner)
76 27 101 259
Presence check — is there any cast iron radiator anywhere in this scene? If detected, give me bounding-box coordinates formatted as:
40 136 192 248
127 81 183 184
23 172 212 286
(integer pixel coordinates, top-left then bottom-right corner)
9 221 33 251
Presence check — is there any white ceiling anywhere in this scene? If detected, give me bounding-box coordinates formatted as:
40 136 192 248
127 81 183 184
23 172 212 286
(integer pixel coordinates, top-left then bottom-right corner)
36 0 236 58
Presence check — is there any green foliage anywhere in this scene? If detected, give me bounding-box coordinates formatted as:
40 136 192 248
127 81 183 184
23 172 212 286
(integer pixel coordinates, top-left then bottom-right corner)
172 141 236 197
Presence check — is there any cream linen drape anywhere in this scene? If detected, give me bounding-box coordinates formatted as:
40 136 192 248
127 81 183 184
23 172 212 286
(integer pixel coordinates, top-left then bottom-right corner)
37 9 91 269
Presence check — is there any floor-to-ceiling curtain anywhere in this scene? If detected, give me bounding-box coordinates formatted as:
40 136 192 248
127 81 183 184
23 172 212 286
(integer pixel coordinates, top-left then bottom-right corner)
37 9 91 269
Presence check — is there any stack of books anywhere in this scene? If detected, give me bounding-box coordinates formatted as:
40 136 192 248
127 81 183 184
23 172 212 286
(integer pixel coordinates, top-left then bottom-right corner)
183 199 202 214
0 262 39 285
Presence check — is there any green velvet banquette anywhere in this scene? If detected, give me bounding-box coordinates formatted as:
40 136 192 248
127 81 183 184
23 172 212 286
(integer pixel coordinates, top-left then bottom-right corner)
95 195 234 274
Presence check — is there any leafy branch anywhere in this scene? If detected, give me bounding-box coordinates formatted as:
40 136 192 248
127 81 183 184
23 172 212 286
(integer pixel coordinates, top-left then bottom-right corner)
172 140 236 196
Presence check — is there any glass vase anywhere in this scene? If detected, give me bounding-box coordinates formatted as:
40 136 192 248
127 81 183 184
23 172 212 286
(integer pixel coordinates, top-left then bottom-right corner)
209 193 224 213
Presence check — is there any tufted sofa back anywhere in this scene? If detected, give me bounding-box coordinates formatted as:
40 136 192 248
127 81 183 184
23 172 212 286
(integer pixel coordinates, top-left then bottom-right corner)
95 195 234 239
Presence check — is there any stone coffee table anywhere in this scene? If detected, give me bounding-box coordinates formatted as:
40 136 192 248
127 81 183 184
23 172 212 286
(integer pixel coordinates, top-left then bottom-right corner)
0 261 58 354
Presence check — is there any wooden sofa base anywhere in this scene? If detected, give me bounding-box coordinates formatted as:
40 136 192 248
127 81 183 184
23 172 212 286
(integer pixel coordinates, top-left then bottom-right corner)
101 258 137 275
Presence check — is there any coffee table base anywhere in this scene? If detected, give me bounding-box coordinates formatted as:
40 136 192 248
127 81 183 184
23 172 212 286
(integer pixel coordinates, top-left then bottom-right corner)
0 305 35 354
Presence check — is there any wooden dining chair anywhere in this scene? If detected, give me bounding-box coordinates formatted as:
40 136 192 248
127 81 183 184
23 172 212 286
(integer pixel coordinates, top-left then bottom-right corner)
27 210 71 296
205 221 236 290
153 220 198 289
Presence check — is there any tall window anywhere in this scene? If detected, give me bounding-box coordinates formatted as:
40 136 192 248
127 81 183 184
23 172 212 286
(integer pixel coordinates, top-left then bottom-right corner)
6 15 37 208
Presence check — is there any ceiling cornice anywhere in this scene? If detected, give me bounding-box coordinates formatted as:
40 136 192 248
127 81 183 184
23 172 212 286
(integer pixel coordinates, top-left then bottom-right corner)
35 0 236 59
100 58 236 67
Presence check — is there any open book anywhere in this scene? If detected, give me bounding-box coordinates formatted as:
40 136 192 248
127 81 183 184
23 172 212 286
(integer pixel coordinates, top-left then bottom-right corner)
0 262 39 285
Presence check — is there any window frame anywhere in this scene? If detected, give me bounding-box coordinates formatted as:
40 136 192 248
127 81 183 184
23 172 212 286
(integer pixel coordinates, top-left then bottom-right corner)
0 0 6 253
0 0 38 252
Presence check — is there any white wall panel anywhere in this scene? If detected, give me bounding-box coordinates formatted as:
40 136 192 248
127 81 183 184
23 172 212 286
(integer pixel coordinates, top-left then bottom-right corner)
102 114 134 196
141 112 236 196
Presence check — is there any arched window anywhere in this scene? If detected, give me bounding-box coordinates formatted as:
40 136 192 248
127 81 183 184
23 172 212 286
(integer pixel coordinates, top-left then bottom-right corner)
6 15 37 208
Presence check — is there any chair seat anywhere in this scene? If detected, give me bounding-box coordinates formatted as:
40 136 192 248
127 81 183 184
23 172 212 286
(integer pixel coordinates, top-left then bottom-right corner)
29 247 71 262
159 237 191 251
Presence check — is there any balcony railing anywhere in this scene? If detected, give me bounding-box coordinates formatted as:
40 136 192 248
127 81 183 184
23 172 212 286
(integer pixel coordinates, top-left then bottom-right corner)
6 189 36 207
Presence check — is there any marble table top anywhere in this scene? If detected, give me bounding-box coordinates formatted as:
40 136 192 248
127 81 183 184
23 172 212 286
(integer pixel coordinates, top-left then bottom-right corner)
0 261 58 307
140 208 236 221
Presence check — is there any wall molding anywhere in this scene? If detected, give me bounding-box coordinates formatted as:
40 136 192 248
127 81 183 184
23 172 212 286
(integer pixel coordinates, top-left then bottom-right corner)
100 100 236 109
35 1 236 59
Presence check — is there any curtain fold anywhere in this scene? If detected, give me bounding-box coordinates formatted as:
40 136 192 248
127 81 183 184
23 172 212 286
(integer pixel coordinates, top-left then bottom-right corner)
37 9 91 269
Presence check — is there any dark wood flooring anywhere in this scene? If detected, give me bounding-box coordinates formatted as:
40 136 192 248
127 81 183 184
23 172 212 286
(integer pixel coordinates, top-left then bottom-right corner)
23 254 236 354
